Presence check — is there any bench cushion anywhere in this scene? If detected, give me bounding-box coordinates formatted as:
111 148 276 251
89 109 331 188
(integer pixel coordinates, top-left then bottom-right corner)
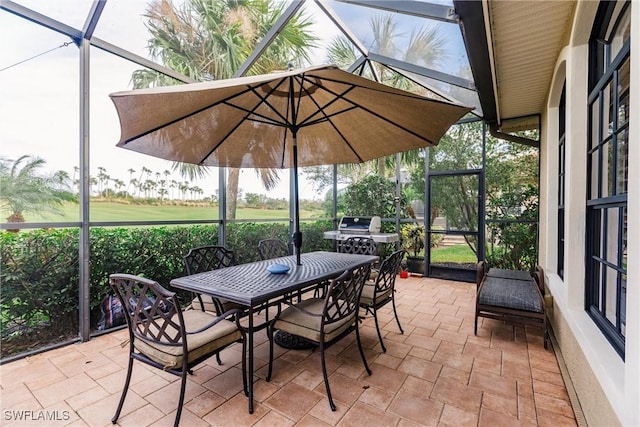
478 277 543 313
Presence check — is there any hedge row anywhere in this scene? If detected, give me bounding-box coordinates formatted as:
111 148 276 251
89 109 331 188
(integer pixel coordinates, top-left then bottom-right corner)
0 221 333 349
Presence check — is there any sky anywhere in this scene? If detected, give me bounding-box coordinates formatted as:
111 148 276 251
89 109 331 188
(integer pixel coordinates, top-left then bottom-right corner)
0 0 468 201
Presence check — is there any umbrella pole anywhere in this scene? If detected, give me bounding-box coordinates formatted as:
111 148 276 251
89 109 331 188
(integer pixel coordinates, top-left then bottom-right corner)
292 136 302 265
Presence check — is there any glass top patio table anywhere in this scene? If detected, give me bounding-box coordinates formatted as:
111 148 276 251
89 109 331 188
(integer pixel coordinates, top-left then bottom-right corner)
170 250 379 413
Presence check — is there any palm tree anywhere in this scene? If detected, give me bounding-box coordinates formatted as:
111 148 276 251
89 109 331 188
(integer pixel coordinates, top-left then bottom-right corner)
113 178 125 197
126 168 136 197
133 0 317 218
326 13 448 177
0 155 73 228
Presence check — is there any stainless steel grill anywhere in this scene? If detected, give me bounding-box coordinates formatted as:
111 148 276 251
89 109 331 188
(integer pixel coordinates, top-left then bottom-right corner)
323 216 399 243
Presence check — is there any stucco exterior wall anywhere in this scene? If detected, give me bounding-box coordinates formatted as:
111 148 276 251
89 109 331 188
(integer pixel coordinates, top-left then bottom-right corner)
540 1 639 426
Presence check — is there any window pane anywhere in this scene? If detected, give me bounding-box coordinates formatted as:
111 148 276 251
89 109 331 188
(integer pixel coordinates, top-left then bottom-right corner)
590 100 600 150
590 151 600 199
621 205 627 336
603 139 613 198
12 0 93 29
431 174 478 232
604 80 614 137
327 0 471 80
604 207 619 265
618 58 630 126
621 273 627 336
431 122 483 172
92 2 157 61
1 229 81 351
604 266 619 326
0 13 79 223
616 129 629 195
622 206 628 270
559 139 565 175
590 208 602 259
89 48 220 221
609 5 630 62
236 168 289 220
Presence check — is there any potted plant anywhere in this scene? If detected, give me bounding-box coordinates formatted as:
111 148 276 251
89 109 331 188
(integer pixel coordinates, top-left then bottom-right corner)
401 223 426 274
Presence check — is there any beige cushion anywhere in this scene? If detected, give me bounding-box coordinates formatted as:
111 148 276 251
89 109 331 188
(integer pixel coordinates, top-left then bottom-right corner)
360 282 392 307
134 310 241 369
369 270 379 281
191 295 244 314
273 299 355 343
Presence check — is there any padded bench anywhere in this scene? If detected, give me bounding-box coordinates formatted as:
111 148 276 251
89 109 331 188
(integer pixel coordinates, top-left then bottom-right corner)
474 263 548 349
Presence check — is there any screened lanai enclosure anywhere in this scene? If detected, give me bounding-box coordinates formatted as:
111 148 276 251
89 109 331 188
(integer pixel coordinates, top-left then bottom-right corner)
0 0 540 360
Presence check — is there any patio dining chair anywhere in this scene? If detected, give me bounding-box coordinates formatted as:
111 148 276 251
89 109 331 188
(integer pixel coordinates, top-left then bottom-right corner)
183 245 241 316
338 236 378 256
266 263 372 411
109 274 246 427
359 249 407 353
183 245 243 365
257 238 290 260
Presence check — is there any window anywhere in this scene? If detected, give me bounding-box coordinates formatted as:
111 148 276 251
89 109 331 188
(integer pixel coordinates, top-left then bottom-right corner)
558 84 566 279
586 1 630 359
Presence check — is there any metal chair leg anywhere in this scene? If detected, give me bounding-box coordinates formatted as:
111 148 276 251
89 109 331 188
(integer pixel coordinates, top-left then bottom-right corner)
266 323 274 382
372 310 387 353
355 324 372 376
112 355 134 424
391 295 404 334
173 371 188 427
241 341 248 396
320 342 336 411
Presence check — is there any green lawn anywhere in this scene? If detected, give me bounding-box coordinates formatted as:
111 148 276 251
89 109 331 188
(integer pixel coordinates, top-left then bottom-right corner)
4 201 324 223
430 244 477 263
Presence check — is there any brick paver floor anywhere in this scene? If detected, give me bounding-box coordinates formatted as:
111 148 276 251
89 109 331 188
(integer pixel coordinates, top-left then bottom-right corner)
0 276 577 426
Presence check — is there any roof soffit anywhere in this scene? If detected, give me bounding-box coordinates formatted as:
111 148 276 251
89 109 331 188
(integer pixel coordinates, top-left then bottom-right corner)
487 0 576 122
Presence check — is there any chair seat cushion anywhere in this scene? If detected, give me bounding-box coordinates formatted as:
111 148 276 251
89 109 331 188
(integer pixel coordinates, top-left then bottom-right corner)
478 278 543 313
273 299 355 343
191 295 244 314
360 282 392 306
135 310 241 369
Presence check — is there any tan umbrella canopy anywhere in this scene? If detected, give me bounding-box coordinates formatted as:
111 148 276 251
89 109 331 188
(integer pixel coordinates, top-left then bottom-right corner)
110 64 472 264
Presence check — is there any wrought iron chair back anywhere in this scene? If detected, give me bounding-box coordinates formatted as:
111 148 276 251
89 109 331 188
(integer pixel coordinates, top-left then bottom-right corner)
183 245 237 275
112 273 182 345
257 238 290 260
182 245 243 349
359 249 406 352
322 264 370 327
338 236 378 255
371 249 405 295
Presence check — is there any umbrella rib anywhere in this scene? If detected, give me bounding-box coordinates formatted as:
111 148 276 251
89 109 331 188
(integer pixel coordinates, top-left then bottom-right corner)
308 76 441 146
203 76 308 167
308 72 452 104
247 77 295 127
294 85 366 163
197 80 293 165
118 84 269 146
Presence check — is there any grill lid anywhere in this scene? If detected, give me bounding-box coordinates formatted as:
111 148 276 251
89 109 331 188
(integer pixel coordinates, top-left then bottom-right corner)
338 216 381 234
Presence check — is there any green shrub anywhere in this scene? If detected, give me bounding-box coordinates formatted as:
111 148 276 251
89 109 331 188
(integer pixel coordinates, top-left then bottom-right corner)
0 220 336 358
1 229 79 340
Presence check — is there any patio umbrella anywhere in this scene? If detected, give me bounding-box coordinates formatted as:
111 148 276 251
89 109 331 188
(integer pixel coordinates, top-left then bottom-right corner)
109 64 472 265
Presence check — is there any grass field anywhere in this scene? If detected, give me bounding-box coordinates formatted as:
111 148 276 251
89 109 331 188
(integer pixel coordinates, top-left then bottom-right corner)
3 201 325 223
430 244 477 263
